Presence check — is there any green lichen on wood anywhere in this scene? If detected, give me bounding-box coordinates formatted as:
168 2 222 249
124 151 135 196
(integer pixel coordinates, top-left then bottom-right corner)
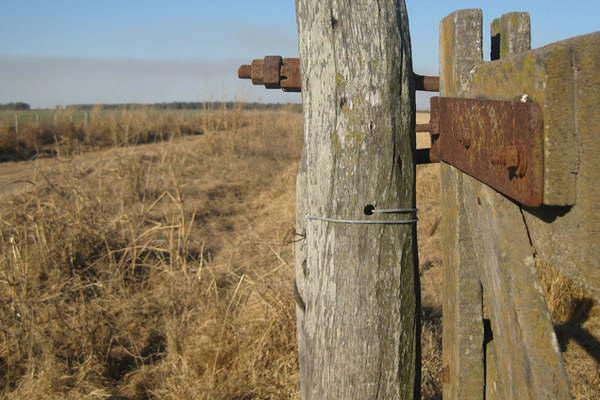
329 128 340 152
491 12 530 60
335 73 346 90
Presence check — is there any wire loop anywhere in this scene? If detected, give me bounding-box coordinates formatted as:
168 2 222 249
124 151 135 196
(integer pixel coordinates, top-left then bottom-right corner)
305 205 418 225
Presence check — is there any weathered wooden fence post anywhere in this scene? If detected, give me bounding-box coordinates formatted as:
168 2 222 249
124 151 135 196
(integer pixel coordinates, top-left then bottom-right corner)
438 8 600 400
14 114 19 136
439 10 485 400
295 1 419 399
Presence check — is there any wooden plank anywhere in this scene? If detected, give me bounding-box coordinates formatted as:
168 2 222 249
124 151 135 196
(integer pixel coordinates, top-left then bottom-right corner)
439 9 485 400
469 32 600 298
462 177 572 399
295 1 419 398
487 15 531 399
462 12 572 400
491 12 531 60
486 13 532 400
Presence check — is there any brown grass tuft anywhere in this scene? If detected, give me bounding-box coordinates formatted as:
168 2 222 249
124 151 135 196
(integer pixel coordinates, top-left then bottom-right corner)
536 262 600 400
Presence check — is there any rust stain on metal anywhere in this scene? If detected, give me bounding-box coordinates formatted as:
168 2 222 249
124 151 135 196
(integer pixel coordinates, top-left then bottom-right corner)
430 97 544 207
441 365 450 384
238 56 437 93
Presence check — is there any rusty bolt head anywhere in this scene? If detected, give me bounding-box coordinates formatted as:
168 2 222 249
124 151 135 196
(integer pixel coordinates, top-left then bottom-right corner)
251 59 264 85
263 56 283 88
281 58 302 92
238 65 251 79
491 145 527 178
460 137 472 150
238 57 301 92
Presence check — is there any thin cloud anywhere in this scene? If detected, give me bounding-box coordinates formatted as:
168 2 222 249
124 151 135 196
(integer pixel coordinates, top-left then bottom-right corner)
0 55 299 108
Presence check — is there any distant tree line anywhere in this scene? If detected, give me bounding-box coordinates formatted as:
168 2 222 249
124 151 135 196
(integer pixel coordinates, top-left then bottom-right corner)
0 102 31 110
66 102 302 112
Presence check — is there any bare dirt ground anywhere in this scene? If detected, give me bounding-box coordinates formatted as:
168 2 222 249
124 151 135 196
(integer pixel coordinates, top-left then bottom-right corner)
0 111 597 399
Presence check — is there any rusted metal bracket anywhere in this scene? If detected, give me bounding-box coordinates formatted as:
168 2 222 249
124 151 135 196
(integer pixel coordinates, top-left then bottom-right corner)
237 59 545 207
238 56 439 92
428 97 544 207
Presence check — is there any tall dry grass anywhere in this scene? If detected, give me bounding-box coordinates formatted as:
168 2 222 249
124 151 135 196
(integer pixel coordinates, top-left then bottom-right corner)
0 105 271 162
0 111 302 399
536 262 600 399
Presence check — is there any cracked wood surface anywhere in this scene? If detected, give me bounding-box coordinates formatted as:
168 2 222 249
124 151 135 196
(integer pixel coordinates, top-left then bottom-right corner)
294 1 418 399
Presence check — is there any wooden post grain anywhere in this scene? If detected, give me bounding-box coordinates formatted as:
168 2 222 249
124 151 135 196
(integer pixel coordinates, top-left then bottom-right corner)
295 1 419 399
491 12 531 60
14 114 19 136
439 9 485 400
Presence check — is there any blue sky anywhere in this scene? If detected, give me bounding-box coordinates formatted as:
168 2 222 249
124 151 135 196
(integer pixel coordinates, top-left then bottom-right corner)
0 1 597 108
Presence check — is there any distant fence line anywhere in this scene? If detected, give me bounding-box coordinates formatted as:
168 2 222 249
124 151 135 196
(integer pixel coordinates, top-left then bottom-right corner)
0 103 303 135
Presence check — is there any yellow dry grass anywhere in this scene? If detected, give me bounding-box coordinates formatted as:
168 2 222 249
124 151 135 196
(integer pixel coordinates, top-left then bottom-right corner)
536 262 600 399
0 105 259 162
0 109 597 399
0 110 302 399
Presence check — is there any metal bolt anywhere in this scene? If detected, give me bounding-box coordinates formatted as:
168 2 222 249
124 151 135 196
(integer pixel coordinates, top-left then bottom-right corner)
239 56 439 93
460 137 472 149
238 57 301 92
263 56 282 88
491 145 527 178
251 59 264 85
413 74 440 92
238 65 252 79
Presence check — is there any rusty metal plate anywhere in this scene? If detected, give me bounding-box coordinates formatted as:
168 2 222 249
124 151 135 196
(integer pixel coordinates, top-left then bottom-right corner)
430 97 544 207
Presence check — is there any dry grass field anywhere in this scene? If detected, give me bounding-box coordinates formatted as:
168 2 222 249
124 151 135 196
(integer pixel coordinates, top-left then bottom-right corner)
0 109 597 399
0 106 252 162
